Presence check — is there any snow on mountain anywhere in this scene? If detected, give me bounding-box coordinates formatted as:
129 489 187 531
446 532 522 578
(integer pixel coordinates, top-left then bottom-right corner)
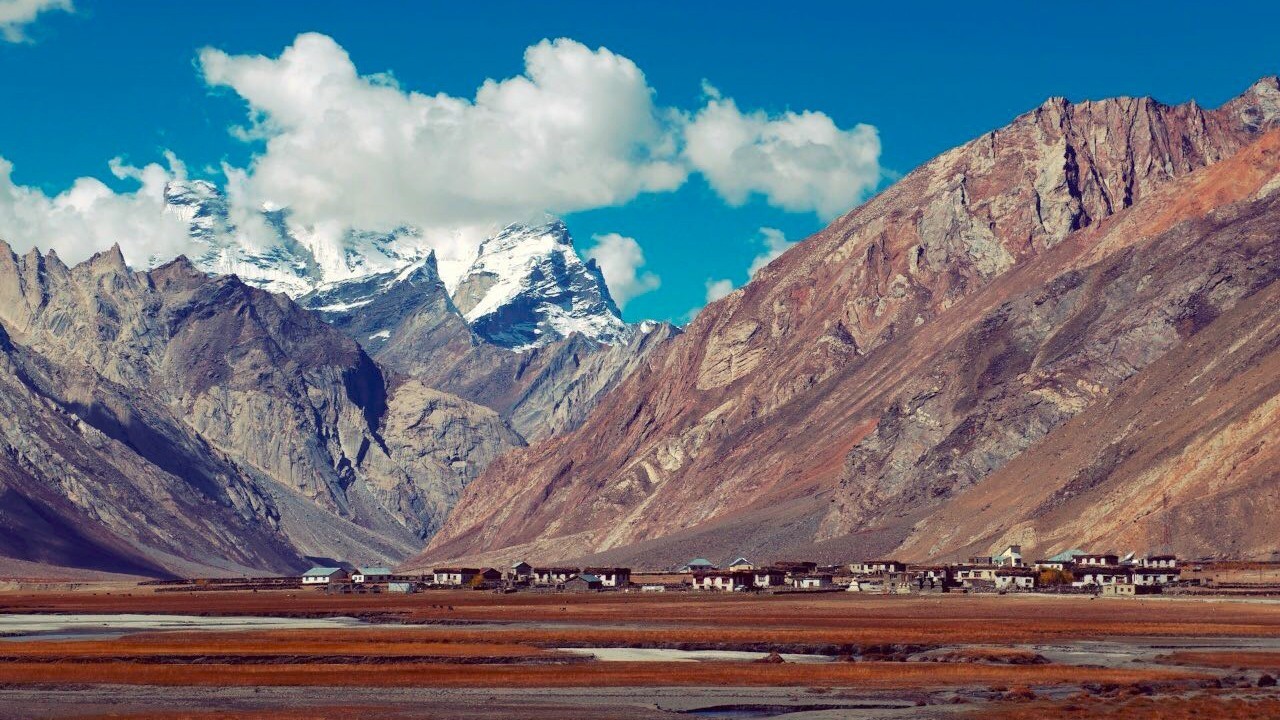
450 220 627 350
298 256 448 354
163 180 430 297
162 181 634 350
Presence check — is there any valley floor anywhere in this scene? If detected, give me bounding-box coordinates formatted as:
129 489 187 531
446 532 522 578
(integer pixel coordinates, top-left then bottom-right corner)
0 589 1276 718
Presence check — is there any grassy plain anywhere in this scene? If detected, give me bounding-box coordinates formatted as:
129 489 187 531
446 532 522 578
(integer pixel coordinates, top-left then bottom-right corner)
0 588 1275 718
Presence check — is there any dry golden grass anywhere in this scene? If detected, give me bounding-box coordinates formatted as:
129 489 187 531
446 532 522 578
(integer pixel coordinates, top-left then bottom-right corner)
926 646 1047 664
69 708 421 720
2 591 1277 643
0 659 1204 689
1156 650 1280 671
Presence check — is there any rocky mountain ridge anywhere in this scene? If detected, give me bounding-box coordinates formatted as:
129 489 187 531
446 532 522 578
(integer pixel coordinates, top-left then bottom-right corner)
414 78 1280 569
164 186 675 439
0 242 522 576
164 184 634 352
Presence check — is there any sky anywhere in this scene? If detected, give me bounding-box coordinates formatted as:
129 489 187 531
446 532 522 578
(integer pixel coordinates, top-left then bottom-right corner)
1 1 1279 323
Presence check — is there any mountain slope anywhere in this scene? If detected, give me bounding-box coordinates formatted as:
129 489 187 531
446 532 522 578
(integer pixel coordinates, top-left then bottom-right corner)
413 79 1280 569
0 243 520 575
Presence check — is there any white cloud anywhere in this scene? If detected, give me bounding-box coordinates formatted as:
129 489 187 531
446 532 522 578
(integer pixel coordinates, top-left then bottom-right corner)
198 33 687 275
747 227 796 276
704 278 735 304
584 232 660 309
196 34 883 287
0 0 71 42
0 32 883 312
0 154 190 266
684 84 882 219
683 227 798 323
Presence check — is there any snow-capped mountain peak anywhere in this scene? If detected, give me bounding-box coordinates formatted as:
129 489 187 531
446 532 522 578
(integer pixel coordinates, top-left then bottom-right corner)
451 220 626 350
162 183 635 351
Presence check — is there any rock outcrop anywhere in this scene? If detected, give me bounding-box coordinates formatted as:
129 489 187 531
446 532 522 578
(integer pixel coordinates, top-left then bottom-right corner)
414 79 1280 569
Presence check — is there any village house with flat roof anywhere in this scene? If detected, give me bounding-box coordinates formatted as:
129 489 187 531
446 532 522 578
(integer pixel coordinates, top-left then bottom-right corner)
531 567 578 586
583 567 631 587
432 567 480 586
849 560 906 575
691 569 753 591
351 567 392 584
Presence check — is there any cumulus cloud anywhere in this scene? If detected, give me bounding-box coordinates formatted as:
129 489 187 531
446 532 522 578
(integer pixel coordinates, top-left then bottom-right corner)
684 84 882 219
584 232 660 309
0 32 883 310
196 34 883 285
198 33 686 273
704 278 735 304
0 0 71 42
747 227 797 276
0 153 190 265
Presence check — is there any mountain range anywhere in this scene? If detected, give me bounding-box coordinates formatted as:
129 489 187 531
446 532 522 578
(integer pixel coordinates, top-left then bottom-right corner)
0 189 674 576
413 78 1280 570
2 79 1278 578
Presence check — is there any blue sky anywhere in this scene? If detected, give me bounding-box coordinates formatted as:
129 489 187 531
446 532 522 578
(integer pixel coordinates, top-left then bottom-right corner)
2 1 1279 322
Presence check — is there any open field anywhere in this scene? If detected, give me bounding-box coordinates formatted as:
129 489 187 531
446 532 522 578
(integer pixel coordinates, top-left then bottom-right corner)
1157 650 1280 671
0 588 1275 718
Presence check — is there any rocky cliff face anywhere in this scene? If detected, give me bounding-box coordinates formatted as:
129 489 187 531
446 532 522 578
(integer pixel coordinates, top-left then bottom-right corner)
415 79 1280 569
0 244 521 575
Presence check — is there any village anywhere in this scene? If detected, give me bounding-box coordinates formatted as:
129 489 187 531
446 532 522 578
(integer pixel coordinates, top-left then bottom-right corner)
142 546 1219 597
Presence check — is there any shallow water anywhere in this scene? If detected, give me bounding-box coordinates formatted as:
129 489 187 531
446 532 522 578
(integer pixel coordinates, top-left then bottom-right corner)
556 647 835 663
0 613 368 641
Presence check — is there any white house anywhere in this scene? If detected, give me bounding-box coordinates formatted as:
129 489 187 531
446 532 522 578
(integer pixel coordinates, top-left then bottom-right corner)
994 569 1036 590
849 560 906 575
584 567 631 587
531 567 578 585
727 557 755 571
794 574 834 589
433 567 479 586
1139 555 1178 569
692 570 752 591
351 567 392 584
752 568 787 588
954 566 998 585
1072 567 1130 588
1131 567 1179 586
301 567 348 585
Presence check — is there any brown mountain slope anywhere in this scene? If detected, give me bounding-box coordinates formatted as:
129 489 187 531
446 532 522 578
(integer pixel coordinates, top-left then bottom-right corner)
896 275 1280 563
0 244 520 575
413 79 1280 569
